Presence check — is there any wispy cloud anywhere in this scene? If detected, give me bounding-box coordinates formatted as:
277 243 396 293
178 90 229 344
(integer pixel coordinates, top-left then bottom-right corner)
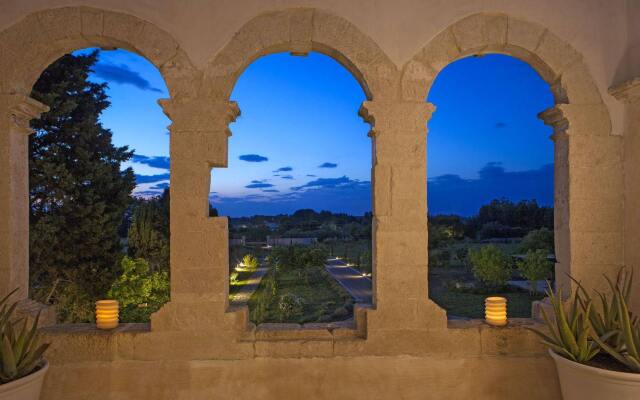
245 182 275 189
292 176 355 191
318 162 338 168
274 166 293 172
150 182 169 190
93 63 162 93
135 173 170 184
280 175 294 180
239 154 269 162
132 155 170 170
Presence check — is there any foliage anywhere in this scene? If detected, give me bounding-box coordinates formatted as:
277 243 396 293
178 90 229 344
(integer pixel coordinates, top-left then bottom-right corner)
359 250 372 274
278 293 304 321
108 257 170 322
428 215 464 248
585 270 640 372
248 266 352 324
127 190 169 273
528 283 600 363
519 227 554 254
465 199 553 238
468 245 512 287
241 254 259 271
429 249 451 268
28 51 135 318
516 250 553 293
0 289 49 384
270 246 328 271
478 221 524 239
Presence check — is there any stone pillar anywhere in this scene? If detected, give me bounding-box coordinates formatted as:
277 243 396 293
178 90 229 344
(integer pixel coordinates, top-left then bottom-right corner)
539 107 571 295
0 94 48 301
541 103 624 296
610 78 640 314
360 100 446 331
151 96 240 331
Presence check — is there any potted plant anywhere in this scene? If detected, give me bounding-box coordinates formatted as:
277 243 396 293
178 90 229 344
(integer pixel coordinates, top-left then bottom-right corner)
530 270 640 399
0 289 50 400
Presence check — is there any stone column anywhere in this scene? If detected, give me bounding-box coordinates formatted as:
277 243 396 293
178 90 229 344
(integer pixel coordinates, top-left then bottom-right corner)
541 103 624 296
610 78 640 314
360 100 446 331
151 96 240 331
0 94 48 301
539 107 571 295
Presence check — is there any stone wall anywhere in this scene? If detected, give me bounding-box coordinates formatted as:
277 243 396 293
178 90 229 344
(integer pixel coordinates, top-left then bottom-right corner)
0 2 636 399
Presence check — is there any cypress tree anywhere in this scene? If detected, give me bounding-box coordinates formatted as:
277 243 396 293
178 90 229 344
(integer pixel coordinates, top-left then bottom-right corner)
28 51 135 321
127 189 170 273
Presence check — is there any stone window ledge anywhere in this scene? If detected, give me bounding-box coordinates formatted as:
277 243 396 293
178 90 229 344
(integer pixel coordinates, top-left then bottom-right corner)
242 319 365 342
40 322 150 335
448 317 543 330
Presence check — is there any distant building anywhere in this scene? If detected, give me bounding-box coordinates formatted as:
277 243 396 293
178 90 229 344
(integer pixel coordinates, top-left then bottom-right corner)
229 236 246 246
267 236 318 246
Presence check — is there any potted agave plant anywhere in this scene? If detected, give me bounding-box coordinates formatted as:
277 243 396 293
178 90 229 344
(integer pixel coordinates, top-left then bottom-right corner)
0 290 50 400
530 269 640 399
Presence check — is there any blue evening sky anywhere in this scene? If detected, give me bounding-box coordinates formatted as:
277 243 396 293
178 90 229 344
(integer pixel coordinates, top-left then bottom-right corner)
75 49 554 217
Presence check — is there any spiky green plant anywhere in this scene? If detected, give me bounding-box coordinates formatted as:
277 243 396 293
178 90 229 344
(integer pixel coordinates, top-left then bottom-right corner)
571 268 633 353
528 282 600 363
0 289 50 384
590 273 640 372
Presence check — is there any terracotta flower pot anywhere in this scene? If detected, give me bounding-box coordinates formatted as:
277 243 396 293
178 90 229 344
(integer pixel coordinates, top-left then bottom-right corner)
549 350 640 400
0 360 48 400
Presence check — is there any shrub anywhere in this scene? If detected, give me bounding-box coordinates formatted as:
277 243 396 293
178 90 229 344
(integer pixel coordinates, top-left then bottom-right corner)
519 227 554 254
108 256 170 322
241 254 259 271
516 249 552 294
468 245 512 288
278 293 304 321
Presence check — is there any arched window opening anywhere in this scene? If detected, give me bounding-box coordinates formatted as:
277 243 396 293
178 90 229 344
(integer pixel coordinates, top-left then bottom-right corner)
212 52 372 325
427 54 555 319
28 48 171 323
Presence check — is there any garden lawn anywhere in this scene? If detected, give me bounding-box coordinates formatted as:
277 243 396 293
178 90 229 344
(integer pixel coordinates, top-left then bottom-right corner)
248 265 353 324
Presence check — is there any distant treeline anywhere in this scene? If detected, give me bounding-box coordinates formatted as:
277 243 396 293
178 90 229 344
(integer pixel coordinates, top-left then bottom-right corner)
430 198 553 241
230 209 373 241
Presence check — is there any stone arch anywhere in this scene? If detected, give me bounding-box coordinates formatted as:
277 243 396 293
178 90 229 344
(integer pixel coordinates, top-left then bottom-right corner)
203 8 398 102
0 6 198 99
0 6 197 314
401 13 606 109
402 13 623 299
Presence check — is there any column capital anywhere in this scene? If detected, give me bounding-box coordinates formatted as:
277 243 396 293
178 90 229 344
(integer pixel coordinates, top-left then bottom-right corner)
539 106 568 141
359 101 435 134
159 96 240 133
609 77 640 104
0 94 48 133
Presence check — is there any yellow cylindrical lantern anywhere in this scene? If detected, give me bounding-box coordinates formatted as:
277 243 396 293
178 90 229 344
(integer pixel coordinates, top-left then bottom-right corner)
96 300 119 330
485 296 507 326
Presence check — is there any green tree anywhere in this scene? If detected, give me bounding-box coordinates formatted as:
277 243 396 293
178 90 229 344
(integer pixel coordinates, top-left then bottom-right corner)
468 245 512 288
128 189 170 272
28 51 136 321
108 256 170 322
516 249 552 294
